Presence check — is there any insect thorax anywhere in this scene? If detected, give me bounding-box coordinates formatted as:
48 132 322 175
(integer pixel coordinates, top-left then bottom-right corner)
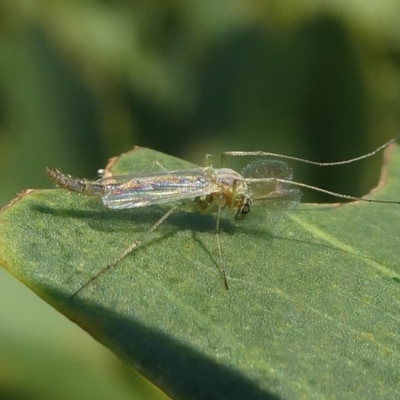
193 168 251 218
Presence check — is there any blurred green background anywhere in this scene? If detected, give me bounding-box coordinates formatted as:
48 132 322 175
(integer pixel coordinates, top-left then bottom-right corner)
0 1 399 399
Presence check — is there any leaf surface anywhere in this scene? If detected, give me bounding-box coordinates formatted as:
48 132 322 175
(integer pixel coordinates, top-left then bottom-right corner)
1 145 400 400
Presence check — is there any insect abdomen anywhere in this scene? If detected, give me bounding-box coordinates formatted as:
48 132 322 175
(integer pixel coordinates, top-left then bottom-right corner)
46 168 106 195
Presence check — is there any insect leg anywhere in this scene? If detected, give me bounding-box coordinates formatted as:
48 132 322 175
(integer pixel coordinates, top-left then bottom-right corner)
204 154 213 167
209 197 229 290
220 135 399 167
195 193 229 289
246 177 400 204
214 197 229 290
70 204 180 300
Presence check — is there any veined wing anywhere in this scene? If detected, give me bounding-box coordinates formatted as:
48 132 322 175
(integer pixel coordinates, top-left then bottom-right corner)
99 168 217 209
241 159 302 222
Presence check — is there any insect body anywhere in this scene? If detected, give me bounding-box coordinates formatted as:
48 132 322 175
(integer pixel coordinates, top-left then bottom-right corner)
48 166 250 217
47 135 400 299
47 158 303 298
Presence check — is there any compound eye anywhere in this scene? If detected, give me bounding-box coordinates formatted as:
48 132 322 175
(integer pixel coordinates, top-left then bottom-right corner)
241 202 251 215
235 201 251 220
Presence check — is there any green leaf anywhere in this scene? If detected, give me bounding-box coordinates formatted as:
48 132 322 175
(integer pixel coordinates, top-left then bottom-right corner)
1 145 400 399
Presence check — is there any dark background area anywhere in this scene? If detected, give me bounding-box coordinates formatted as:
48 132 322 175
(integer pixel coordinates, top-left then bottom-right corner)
0 1 399 399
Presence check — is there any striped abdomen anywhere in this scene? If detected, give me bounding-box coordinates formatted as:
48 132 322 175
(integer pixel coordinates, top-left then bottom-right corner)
46 167 106 195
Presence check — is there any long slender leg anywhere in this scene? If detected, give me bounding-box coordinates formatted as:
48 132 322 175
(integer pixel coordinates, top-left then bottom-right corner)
220 135 399 167
204 154 213 167
229 179 238 212
196 194 229 289
214 200 229 290
70 204 179 300
246 177 400 204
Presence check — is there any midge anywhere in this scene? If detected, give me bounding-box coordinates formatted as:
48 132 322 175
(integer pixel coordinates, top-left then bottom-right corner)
47 135 400 299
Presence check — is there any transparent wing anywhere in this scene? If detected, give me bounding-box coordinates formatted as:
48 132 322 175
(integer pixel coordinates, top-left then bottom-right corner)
241 159 302 216
99 168 216 209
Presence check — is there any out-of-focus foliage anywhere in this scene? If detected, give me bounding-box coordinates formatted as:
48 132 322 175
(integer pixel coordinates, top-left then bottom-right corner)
0 1 399 399
1 0 400 202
